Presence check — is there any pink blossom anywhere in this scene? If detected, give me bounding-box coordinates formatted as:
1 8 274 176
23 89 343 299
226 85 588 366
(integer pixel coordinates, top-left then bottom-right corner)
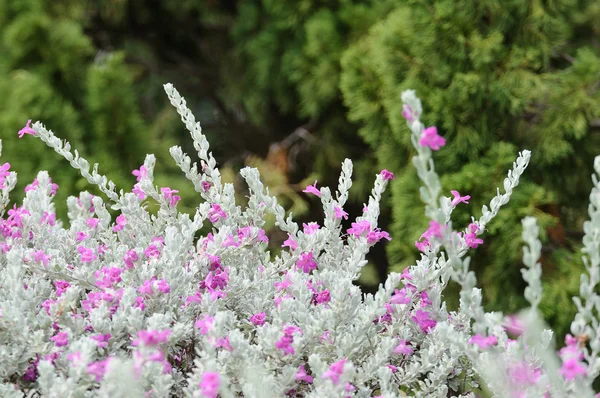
250 312 266 326
90 333 111 348
41 211 56 226
302 181 321 197
202 181 212 192
450 190 470 206
157 279 171 293
503 315 525 336
274 273 292 292
87 359 110 382
133 296 146 311
132 183 146 200
296 252 318 273
51 331 68 347
78 246 97 263
296 364 313 383
380 169 395 181
123 249 139 269
465 223 483 248
132 165 147 182
112 214 127 232
314 290 331 305
469 334 498 349
393 339 414 356
322 358 346 385
320 330 333 345
94 267 122 288
33 250 50 266
347 220 371 237
221 234 240 248
215 336 233 351
282 235 298 250
161 187 181 206
366 228 391 244
54 280 71 297
411 310 437 333
303 222 320 235
18 120 36 138
195 314 214 335
199 372 220 398
86 218 100 228
334 206 349 220
133 329 171 346
560 358 587 380
419 126 446 150
208 204 227 223
76 231 89 241
275 326 302 356
402 104 414 122
0 162 10 189
389 288 411 305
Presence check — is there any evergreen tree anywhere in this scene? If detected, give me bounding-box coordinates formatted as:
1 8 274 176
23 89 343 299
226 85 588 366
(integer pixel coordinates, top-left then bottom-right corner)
339 0 600 333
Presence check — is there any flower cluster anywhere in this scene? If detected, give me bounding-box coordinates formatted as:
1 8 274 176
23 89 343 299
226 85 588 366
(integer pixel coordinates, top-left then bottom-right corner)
0 85 598 398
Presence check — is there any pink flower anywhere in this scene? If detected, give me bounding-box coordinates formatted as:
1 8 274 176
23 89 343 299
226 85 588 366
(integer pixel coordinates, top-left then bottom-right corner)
276 326 302 356
250 312 266 326
560 358 587 380
303 222 320 235
314 289 331 305
450 190 470 206
54 280 71 297
366 229 391 244
503 315 525 336
157 279 171 293
274 273 292 292
208 204 227 223
90 333 111 348
161 187 181 206
132 165 147 182
322 358 346 385
51 331 68 347
389 288 411 305
296 252 318 273
469 334 498 349
132 183 146 200
347 220 371 237
402 104 414 122
380 169 395 181
133 329 171 346
411 310 437 333
215 336 233 351
88 359 110 382
419 126 446 151
222 234 240 248
33 250 50 266
0 162 10 189
202 181 212 192
123 249 139 269
199 372 220 398
334 206 348 220
86 218 100 228
195 314 214 335
302 181 321 197
41 211 56 226
282 235 298 250
18 120 36 138
393 339 414 356
296 364 313 383
78 246 97 263
465 223 484 248
112 214 127 232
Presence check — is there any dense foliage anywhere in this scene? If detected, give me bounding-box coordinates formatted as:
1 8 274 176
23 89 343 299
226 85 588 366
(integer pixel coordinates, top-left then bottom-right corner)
1 0 600 335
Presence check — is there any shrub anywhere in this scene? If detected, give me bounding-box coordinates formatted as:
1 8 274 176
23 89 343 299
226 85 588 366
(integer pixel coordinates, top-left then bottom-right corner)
0 85 598 397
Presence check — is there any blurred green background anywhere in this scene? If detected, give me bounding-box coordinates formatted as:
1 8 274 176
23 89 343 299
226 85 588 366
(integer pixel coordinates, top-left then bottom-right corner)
1 0 599 338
